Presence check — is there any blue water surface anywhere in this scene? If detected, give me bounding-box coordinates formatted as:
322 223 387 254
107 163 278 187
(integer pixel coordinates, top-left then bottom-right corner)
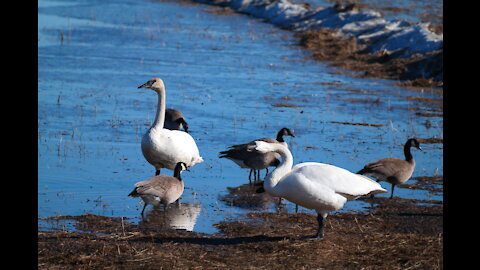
38 0 443 234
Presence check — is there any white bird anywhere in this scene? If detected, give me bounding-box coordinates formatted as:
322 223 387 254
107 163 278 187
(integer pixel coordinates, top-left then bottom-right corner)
138 78 203 175
129 162 190 216
252 140 387 240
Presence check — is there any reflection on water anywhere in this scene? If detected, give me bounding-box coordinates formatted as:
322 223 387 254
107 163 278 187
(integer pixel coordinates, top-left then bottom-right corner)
38 0 442 234
139 202 202 231
220 183 293 214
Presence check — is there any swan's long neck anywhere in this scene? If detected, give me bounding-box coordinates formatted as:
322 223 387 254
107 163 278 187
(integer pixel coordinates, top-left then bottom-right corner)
152 87 166 130
264 144 293 191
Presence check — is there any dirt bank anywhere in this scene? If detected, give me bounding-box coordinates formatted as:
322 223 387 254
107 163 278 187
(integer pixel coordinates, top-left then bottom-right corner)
197 0 444 89
298 28 443 88
39 194 442 269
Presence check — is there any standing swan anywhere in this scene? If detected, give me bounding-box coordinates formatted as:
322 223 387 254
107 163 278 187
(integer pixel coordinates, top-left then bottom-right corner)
138 78 203 175
356 138 422 199
129 162 190 216
252 141 387 240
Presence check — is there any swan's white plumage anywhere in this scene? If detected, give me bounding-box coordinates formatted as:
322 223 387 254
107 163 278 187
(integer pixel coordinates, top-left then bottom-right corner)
255 141 387 212
142 128 203 170
139 78 203 172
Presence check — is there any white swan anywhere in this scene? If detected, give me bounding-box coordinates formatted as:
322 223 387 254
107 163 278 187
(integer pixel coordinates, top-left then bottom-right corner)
138 78 203 175
253 140 387 240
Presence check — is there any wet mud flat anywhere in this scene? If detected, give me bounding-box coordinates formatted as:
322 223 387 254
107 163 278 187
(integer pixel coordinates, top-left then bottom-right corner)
39 189 442 269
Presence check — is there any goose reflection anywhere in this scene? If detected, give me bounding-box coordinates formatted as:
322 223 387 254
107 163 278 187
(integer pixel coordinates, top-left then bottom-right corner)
139 202 201 231
220 183 288 211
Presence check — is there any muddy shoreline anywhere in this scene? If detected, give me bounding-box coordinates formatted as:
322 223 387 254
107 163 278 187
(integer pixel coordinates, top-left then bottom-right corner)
39 195 442 269
39 175 443 269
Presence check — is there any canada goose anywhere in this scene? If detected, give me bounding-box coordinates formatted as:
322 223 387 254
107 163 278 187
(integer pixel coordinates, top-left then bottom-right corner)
219 127 295 183
164 108 189 133
129 162 189 215
252 140 387 240
138 78 203 175
356 138 422 199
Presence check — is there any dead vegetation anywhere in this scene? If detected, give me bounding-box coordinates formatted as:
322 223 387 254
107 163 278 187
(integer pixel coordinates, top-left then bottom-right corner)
297 28 443 88
39 195 443 269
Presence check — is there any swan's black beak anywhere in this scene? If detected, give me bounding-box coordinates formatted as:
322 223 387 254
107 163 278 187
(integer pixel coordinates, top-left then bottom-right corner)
138 82 148 88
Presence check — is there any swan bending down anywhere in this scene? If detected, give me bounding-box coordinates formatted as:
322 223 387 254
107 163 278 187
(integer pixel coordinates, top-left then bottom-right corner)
253 141 387 240
129 162 189 216
138 78 203 175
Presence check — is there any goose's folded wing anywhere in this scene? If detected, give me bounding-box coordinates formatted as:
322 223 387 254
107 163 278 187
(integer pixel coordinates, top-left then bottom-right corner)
360 158 404 177
134 176 176 197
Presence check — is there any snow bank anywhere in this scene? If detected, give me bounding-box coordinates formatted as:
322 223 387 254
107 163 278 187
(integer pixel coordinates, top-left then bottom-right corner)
195 0 443 80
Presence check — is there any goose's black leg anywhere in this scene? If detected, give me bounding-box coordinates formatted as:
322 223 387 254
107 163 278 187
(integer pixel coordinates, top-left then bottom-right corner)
140 203 147 216
248 169 253 184
155 169 160 176
390 184 395 199
265 168 269 178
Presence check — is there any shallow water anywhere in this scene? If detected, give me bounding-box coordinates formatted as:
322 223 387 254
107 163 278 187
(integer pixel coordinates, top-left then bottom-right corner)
38 0 443 234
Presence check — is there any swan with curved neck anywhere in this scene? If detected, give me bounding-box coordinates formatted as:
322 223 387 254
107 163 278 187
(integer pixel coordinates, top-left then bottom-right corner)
253 140 387 240
138 78 203 175
356 138 422 199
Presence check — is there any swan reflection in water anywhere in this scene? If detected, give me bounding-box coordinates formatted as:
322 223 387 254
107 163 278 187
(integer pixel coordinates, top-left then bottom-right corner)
139 202 201 231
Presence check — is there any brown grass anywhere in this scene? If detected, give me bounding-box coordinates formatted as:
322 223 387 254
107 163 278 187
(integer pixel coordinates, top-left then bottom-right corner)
297 29 443 88
39 197 442 269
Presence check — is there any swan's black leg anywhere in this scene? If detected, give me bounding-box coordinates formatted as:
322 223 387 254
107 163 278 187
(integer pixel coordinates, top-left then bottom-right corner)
314 214 325 240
